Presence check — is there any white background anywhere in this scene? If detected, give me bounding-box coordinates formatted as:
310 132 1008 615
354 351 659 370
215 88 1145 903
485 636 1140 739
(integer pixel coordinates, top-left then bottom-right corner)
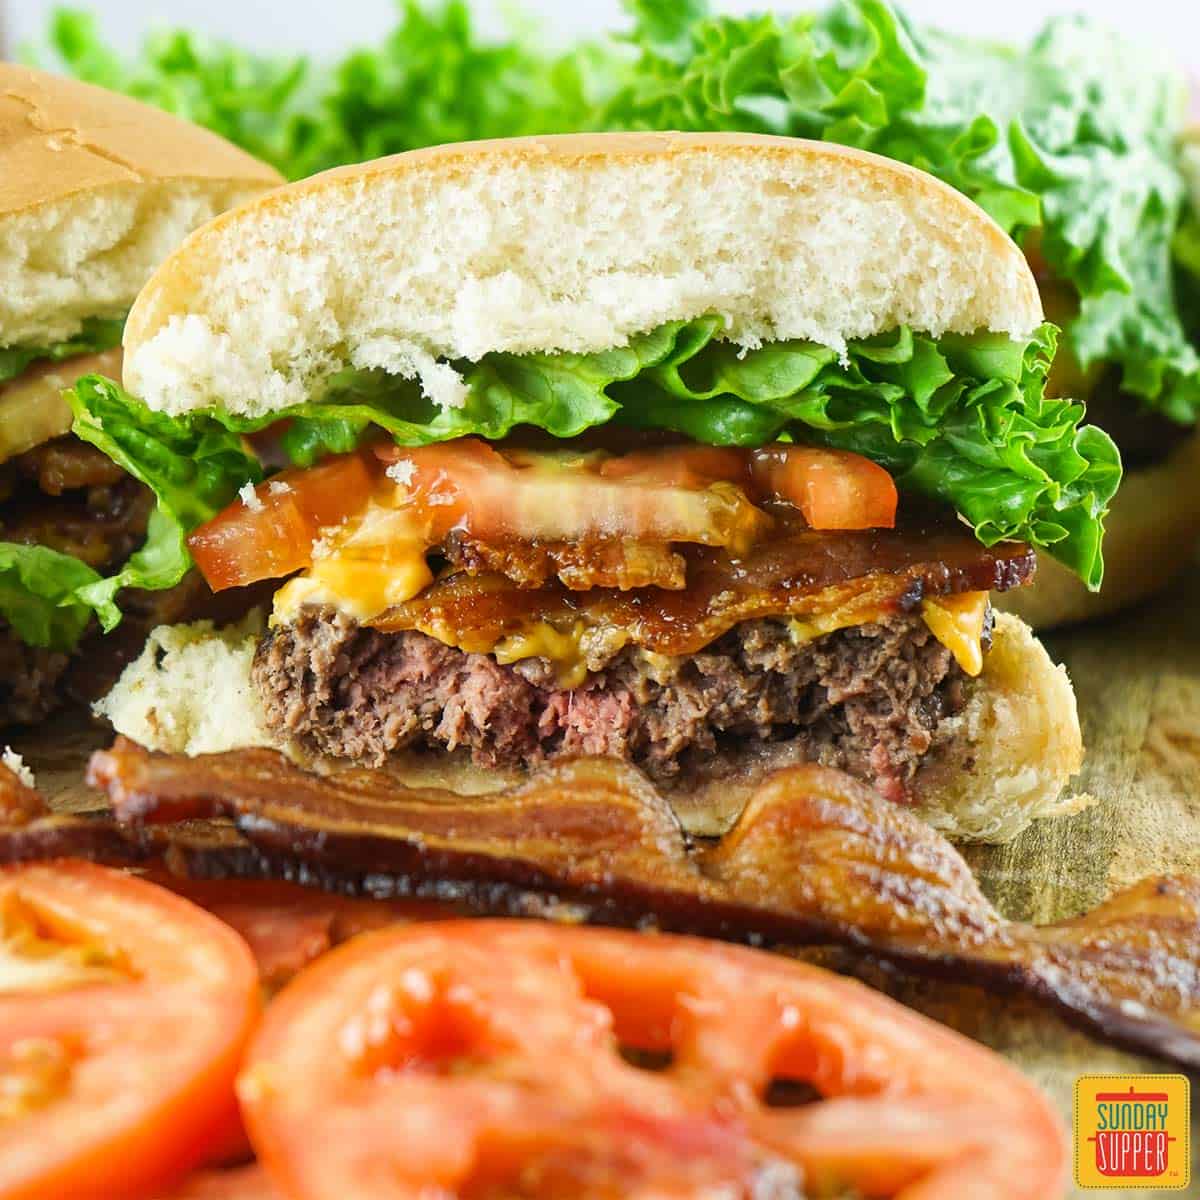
3 1 1199 69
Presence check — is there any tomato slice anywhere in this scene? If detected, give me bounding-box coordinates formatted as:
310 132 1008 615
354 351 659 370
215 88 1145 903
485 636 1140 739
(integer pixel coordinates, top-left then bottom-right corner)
191 437 898 593
749 445 897 530
378 438 770 551
597 444 748 489
240 921 1065 1200
188 451 377 591
150 1166 279 1199
0 862 259 1200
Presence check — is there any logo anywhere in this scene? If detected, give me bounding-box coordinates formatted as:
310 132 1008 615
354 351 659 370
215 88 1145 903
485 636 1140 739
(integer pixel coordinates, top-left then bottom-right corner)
1075 1075 1190 1190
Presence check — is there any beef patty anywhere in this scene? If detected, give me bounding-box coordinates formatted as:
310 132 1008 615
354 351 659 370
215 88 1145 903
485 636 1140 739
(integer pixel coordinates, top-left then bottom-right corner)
255 606 983 802
0 436 152 724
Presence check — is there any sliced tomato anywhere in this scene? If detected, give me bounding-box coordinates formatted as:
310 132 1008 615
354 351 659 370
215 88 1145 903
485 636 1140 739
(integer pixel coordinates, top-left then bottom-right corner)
150 1165 279 1199
597 444 748 489
378 438 770 551
188 451 377 591
240 921 1066 1200
0 862 259 1200
192 436 898 593
749 445 897 529
160 879 451 988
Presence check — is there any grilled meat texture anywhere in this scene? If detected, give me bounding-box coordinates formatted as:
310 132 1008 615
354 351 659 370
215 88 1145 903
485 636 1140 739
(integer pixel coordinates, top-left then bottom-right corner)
1 437 153 724
255 607 981 802
0 635 71 726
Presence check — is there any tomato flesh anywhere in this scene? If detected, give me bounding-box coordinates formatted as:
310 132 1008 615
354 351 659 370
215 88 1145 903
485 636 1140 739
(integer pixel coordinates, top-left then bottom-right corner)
191 436 898 594
150 1166 279 1199
240 921 1066 1200
188 452 377 591
380 438 771 550
749 445 898 529
0 862 259 1200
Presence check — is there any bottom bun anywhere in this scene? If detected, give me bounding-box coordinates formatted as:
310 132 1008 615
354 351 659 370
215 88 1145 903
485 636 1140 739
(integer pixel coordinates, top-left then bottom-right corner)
98 610 1084 845
996 433 1200 631
912 611 1086 843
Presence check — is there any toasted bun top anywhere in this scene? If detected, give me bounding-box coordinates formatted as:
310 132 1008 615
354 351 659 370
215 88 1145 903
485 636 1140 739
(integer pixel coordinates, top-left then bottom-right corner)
123 132 1043 419
0 65 282 348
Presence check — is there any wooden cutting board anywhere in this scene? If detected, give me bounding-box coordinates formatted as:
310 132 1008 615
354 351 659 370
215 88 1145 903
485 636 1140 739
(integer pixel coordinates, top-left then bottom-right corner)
11 558 1200 1198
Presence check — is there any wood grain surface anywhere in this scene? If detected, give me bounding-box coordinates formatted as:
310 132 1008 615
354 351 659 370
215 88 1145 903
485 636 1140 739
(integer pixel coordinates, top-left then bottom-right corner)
10 559 1200 1198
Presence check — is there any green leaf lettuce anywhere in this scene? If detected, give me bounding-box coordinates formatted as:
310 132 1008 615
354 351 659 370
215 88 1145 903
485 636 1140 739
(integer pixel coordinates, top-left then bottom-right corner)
0 543 104 653
68 319 1120 593
66 375 263 629
0 317 125 386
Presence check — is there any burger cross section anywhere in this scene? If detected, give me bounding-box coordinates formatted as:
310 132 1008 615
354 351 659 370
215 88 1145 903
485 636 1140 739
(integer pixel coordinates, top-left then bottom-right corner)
89 132 1101 844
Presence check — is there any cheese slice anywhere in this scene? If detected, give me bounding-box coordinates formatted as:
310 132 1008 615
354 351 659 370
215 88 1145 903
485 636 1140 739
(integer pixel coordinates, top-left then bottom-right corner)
0 348 123 463
273 502 433 624
921 590 988 676
493 621 591 689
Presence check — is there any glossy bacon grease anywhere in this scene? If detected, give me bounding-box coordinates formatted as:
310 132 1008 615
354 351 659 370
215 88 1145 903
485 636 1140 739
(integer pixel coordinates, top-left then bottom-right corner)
79 745 1200 1073
187 439 898 593
238 921 1067 1200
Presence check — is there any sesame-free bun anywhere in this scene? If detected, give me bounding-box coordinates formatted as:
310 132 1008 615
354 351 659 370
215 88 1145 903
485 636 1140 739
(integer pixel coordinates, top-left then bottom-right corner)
996 433 1200 630
98 609 1085 845
0 64 282 349
123 132 1043 418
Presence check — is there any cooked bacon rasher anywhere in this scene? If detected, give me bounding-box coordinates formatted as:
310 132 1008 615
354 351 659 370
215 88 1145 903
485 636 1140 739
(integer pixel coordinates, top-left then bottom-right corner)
57 741 1200 1071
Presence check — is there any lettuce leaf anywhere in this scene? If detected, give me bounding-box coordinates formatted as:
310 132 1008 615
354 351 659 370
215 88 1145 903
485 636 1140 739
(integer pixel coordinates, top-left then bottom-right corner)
34 5 623 181
70 320 1119 591
38 2 1198 425
0 543 103 652
66 375 262 629
0 316 125 386
607 2 1199 422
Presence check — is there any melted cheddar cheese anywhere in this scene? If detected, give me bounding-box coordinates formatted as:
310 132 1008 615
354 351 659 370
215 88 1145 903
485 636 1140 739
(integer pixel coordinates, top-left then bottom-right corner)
920 591 988 676
274 502 433 623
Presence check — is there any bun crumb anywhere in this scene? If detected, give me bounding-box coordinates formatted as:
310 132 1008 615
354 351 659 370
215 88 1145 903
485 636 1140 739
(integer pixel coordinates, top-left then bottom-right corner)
96 612 278 756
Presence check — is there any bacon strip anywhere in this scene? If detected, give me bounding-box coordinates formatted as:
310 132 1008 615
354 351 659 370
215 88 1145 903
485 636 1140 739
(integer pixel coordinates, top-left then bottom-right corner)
85 740 1200 1069
376 515 1034 656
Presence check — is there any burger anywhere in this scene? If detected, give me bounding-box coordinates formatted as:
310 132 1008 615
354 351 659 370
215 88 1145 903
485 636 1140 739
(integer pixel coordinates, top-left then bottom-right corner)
0 65 281 724
89 134 1107 842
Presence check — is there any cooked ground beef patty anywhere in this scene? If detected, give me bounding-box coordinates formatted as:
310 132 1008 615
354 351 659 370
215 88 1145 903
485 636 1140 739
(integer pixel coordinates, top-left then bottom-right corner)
255 606 984 801
0 633 71 726
1 436 153 725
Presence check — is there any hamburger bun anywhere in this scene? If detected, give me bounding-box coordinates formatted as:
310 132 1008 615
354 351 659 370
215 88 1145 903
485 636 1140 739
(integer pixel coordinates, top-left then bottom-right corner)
0 64 283 351
121 132 1042 416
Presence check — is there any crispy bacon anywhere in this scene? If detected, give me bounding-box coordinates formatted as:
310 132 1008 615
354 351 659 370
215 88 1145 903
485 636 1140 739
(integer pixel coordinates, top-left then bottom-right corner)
442 532 688 591
86 740 1200 1069
14 438 127 496
381 513 1035 657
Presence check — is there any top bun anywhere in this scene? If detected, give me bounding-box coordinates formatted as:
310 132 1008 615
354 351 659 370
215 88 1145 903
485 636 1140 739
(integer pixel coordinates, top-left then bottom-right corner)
0 65 282 348
123 132 1043 419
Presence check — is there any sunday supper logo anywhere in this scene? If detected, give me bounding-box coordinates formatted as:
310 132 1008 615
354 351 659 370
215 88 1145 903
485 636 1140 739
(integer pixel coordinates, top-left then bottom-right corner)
1074 1075 1190 1189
